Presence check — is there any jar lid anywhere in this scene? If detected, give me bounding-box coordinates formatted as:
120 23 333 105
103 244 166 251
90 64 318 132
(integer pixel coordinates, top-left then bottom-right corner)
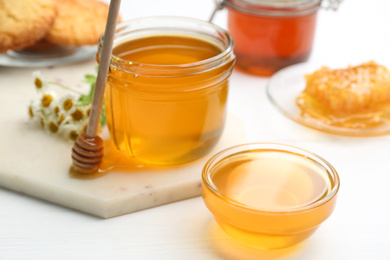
209 0 341 21
223 0 323 16
231 0 321 9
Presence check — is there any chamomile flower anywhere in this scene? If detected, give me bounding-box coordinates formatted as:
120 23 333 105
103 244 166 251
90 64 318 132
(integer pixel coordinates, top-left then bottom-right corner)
71 109 84 121
39 91 58 116
60 94 77 113
28 105 34 118
59 122 87 140
69 130 79 141
54 106 61 117
32 71 49 92
48 121 59 133
80 119 89 134
41 94 53 107
28 101 40 118
57 114 66 125
73 104 91 120
28 70 105 141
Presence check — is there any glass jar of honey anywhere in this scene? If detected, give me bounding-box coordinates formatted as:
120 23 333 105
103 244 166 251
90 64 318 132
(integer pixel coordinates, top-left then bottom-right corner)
211 0 341 76
97 17 235 166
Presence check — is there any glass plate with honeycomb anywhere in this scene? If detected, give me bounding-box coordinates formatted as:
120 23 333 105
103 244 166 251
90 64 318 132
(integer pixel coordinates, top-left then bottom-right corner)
266 62 390 137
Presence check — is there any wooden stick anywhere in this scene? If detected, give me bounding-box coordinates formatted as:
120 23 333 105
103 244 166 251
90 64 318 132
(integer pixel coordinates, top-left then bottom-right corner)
86 0 121 138
71 0 121 174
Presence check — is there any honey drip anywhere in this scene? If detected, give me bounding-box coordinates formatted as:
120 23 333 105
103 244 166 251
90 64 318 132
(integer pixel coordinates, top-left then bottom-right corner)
70 138 157 179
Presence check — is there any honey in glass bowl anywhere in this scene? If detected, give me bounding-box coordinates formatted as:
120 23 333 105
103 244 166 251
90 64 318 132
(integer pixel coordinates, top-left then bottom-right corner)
97 17 235 165
202 143 340 249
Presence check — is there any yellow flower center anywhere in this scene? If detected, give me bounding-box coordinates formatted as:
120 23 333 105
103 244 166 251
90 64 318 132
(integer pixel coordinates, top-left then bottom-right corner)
58 114 65 125
54 106 60 117
70 130 78 141
35 78 43 89
82 124 88 134
29 105 34 118
71 109 83 121
41 94 53 107
49 122 58 133
63 99 73 111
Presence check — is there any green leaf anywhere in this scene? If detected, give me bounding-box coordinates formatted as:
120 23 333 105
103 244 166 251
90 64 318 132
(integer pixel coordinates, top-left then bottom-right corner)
84 74 96 99
100 100 107 126
78 94 91 106
82 70 106 126
84 74 96 85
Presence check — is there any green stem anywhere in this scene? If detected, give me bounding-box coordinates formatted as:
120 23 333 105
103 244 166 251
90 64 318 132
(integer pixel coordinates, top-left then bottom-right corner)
47 81 85 95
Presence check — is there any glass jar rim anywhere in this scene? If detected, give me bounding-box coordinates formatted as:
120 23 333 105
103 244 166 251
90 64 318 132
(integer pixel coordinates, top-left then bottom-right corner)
202 142 340 214
229 0 321 8
224 0 321 16
97 16 235 76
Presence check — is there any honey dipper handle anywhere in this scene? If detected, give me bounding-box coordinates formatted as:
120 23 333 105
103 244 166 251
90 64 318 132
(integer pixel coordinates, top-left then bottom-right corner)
86 0 121 138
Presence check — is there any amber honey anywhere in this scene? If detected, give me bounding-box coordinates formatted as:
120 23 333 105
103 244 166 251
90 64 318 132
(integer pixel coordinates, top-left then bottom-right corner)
114 36 222 65
99 18 235 165
223 0 320 76
229 12 317 76
202 143 339 249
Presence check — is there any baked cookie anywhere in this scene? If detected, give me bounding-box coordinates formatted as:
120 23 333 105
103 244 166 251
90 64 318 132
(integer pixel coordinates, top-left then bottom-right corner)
45 0 119 46
0 0 57 53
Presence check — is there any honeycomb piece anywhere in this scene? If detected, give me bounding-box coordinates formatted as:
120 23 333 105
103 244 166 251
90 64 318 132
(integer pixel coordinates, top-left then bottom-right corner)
297 61 390 128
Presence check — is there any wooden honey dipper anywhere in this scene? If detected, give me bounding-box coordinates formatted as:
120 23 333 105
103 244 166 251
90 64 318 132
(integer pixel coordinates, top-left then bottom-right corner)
71 0 121 174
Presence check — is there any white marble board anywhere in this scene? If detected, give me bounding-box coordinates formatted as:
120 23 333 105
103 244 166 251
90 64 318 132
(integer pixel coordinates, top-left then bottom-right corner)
0 62 246 219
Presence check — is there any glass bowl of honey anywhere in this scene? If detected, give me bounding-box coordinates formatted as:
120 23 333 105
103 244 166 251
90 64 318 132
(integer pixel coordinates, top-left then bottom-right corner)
221 0 324 76
97 17 236 166
202 143 340 249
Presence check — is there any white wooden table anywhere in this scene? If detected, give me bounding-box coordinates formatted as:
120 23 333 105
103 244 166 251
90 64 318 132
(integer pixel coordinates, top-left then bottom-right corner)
1 0 390 259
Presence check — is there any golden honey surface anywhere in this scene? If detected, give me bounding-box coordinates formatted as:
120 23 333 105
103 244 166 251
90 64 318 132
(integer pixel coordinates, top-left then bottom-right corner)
209 149 332 210
203 149 337 249
114 35 221 65
105 35 230 165
297 61 390 128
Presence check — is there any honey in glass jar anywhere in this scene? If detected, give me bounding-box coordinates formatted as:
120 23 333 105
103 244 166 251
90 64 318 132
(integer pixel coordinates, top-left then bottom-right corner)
211 0 340 76
97 17 235 165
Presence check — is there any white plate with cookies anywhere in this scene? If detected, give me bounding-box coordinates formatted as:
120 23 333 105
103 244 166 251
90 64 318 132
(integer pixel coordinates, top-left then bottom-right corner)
0 0 120 67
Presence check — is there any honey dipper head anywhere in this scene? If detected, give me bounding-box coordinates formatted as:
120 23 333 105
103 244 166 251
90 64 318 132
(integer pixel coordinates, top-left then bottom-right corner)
72 133 103 174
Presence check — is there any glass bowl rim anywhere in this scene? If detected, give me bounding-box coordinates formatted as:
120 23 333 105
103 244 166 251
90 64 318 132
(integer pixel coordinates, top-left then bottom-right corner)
202 142 340 214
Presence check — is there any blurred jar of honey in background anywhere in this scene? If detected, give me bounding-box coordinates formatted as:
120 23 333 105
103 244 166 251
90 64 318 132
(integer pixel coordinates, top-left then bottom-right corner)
97 17 235 166
215 0 339 76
